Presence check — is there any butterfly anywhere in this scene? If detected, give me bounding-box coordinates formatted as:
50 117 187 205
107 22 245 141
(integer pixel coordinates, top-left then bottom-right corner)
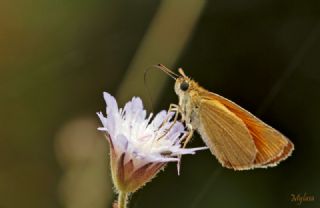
157 64 294 170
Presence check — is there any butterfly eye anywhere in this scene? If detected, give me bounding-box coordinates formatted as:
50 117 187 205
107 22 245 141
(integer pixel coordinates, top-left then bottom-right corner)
180 81 189 91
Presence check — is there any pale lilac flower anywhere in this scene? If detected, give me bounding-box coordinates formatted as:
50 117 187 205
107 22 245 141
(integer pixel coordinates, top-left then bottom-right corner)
97 92 206 193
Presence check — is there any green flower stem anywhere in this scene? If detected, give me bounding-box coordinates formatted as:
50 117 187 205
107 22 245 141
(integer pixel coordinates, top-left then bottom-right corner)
118 192 128 208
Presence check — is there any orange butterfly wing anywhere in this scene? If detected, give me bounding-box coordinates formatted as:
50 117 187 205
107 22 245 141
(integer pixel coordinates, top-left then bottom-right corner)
199 91 294 168
198 99 257 170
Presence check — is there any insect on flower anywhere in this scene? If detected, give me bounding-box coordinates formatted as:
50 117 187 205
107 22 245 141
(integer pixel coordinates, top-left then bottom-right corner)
97 92 207 194
155 64 294 170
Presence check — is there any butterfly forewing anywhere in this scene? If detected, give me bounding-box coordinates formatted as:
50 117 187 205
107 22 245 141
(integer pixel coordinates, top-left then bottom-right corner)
198 98 257 170
199 91 294 168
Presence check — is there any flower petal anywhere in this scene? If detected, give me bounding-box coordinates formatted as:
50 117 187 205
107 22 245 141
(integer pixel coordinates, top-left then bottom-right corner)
104 92 118 114
171 146 209 155
151 110 167 129
115 134 129 153
97 112 107 127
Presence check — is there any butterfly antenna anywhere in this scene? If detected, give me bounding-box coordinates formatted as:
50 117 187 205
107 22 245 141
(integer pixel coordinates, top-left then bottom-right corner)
154 64 179 80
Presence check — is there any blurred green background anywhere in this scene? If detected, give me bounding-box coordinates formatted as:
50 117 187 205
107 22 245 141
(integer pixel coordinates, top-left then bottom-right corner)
1 0 320 208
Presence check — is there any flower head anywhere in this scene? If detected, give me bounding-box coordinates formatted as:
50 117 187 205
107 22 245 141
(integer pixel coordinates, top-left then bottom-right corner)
97 92 206 193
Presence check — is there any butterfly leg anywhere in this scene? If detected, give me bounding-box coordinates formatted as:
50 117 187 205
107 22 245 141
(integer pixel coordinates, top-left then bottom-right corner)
182 124 194 148
165 103 193 147
163 104 180 122
157 104 181 140
168 103 180 115
177 124 194 175
157 104 179 129
168 103 182 123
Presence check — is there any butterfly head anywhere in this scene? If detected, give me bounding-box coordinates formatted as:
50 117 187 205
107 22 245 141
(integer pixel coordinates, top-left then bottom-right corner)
174 68 197 97
154 64 196 96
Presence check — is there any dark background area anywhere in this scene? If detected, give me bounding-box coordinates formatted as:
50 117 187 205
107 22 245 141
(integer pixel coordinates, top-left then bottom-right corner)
0 0 319 207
